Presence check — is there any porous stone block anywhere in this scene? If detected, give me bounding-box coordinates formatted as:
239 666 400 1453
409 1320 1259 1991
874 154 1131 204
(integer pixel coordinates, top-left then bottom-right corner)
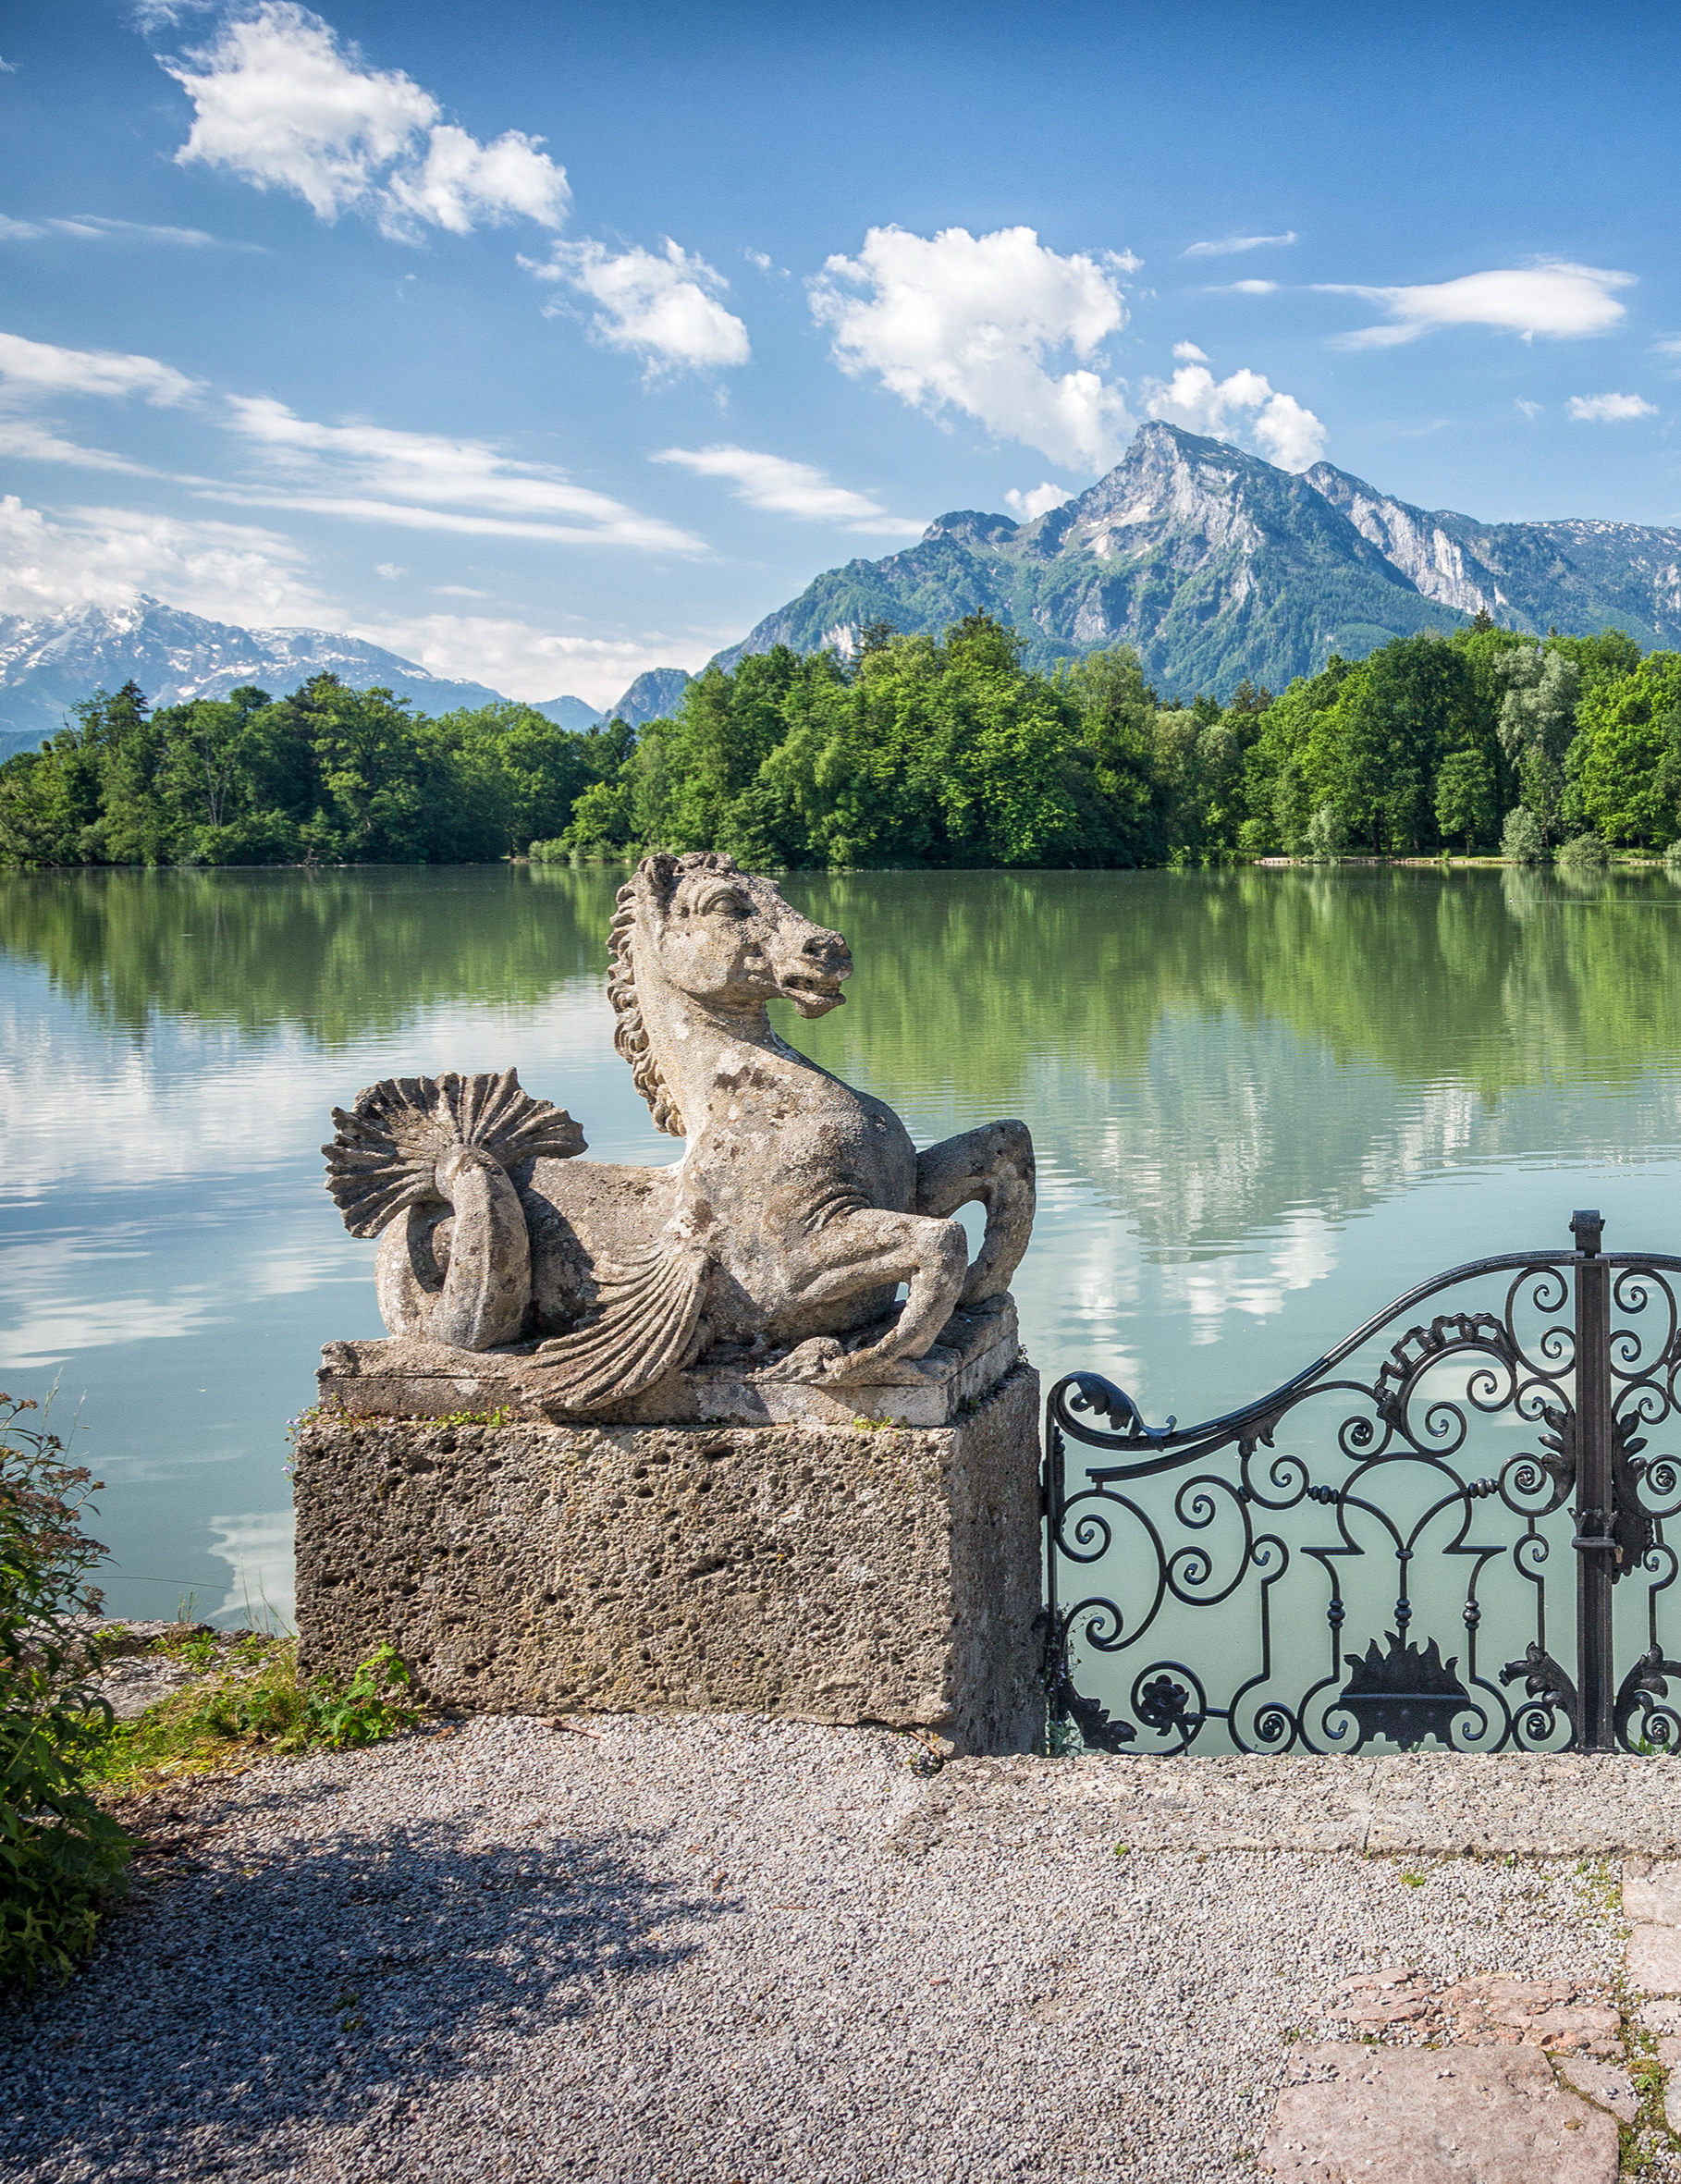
293 1363 1043 1756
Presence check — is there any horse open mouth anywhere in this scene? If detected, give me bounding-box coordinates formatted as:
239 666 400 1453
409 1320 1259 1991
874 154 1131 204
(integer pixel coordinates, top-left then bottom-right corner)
779 969 848 1015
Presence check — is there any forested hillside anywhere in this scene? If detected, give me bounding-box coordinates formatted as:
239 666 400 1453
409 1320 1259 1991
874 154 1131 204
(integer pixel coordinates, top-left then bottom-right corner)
2 613 1675 869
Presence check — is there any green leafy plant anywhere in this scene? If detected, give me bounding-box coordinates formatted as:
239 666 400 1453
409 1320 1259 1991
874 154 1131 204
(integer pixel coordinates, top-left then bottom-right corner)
92 1638 421 1793
0 1393 132 1990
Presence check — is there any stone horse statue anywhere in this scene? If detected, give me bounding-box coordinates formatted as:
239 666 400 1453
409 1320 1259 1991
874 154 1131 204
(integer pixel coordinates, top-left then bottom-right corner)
324 851 1034 1414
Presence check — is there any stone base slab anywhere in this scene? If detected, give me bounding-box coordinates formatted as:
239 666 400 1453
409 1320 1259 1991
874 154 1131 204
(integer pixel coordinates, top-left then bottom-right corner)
293 1363 1043 1755
316 1295 1019 1431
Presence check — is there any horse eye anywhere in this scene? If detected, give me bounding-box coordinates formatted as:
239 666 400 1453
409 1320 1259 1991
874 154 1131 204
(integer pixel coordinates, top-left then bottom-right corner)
702 894 748 917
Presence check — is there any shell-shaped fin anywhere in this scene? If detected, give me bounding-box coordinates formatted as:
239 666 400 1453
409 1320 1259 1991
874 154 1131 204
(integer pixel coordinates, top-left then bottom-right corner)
323 1068 586 1239
528 1233 712 1413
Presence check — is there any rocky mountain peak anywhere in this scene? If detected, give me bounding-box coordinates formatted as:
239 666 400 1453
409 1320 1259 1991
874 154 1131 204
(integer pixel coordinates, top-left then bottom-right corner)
919 509 1021 548
706 422 1681 698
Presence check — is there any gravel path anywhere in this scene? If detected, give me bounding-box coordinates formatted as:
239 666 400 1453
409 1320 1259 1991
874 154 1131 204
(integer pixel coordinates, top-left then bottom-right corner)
1 1718 1640 2183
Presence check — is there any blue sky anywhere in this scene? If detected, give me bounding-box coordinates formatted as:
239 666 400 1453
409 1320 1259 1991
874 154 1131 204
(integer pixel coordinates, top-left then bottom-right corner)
1 0 1677 706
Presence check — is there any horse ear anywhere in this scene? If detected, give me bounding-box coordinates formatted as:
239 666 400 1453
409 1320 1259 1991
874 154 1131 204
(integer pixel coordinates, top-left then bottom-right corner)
639 851 680 903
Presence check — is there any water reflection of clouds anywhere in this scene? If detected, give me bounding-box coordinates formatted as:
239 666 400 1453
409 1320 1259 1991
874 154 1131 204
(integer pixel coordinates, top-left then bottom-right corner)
0 988 627 1198
208 1509 295 1629
1046 1017 1681 1257
1164 1209 1339 1344
0 1286 225 1372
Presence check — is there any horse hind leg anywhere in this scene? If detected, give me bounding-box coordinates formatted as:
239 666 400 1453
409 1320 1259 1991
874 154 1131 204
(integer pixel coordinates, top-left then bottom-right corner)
914 1120 1036 1306
764 1208 968 1385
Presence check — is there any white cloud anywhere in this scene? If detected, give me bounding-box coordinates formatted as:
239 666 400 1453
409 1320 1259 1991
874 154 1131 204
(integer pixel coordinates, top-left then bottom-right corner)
0 331 198 476
528 239 750 373
219 396 702 549
13 214 248 248
1567 391 1658 422
1144 362 1327 470
1226 279 1278 295
0 329 198 405
1322 261 1634 348
1172 340 1209 362
374 560 404 579
0 417 159 473
1004 481 1074 521
650 444 921 534
380 122 569 238
0 492 325 623
348 612 715 709
1658 337 1681 360
1515 399 1543 419
164 3 568 236
809 224 1135 472
1182 230 1296 259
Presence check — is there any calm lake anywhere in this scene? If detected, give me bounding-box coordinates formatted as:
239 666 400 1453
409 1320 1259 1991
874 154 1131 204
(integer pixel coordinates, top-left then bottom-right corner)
6 862 1681 1686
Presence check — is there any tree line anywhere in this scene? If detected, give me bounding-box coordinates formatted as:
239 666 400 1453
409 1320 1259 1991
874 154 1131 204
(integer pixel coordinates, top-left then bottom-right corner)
2 611 1677 869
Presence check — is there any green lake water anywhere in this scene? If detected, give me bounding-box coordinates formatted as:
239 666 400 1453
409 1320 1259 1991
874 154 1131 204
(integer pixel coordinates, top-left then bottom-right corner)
6 863 1681 1738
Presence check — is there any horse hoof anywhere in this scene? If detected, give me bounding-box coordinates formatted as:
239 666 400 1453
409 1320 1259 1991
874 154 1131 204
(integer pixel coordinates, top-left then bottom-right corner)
755 1336 844 1382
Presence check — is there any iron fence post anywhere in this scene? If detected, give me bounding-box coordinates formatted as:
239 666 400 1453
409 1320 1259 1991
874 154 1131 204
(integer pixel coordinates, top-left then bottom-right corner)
1572 1209 1615 1749
1041 1399 1065 1731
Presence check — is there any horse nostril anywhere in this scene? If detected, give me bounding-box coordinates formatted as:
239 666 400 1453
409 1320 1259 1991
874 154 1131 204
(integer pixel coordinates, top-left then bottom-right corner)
802 932 845 960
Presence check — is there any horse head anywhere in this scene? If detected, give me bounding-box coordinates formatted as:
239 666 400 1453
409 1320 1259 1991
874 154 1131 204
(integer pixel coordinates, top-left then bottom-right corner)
608 852 852 1136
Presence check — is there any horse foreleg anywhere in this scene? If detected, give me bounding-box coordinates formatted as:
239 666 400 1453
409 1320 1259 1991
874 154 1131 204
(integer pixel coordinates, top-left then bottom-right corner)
915 1120 1036 1306
769 1208 967 1384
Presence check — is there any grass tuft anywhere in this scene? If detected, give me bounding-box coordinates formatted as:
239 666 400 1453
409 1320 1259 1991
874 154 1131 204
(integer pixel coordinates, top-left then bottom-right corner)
89 1638 421 1797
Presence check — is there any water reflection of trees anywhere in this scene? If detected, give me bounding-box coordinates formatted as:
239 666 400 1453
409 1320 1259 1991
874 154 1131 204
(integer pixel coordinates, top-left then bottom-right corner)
7 865 1681 1098
786 865 1681 1110
0 865 621 1048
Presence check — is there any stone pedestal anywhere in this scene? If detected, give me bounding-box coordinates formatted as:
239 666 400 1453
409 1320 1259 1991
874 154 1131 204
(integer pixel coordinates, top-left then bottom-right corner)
293 1361 1044 1756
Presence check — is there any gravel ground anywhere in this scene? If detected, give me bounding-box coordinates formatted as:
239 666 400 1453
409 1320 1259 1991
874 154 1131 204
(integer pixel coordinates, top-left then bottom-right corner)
0 1717 1638 2184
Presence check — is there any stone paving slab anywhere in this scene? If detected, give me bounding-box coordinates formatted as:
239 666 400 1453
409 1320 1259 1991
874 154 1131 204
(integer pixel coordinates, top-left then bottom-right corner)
1258 2043 1619 2181
937 1749 1681 1852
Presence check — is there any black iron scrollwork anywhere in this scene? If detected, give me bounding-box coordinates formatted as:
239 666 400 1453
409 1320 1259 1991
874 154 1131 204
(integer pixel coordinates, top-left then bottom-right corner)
1044 1215 1681 1757
1498 1640 1579 1745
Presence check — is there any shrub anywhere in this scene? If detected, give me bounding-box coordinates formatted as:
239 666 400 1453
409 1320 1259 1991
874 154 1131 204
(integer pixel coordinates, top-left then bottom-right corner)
1555 830 1611 871
1501 805 1545 864
0 1395 131 1991
1663 838 1681 877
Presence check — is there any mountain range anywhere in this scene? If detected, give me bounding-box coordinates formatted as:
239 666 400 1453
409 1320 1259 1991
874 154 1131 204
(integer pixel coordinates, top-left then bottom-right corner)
4 423 1677 755
716 422 1681 697
0 600 676 760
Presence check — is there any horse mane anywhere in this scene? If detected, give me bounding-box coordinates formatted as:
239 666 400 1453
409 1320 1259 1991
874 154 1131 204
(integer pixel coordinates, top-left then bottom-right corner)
607 850 741 1139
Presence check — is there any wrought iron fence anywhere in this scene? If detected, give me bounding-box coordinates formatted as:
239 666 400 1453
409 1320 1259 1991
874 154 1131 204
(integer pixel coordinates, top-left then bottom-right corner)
1042 1211 1681 1755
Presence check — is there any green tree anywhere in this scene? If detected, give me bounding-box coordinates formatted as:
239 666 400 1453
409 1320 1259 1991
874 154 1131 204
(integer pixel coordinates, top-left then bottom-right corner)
1434 745 1497 854
1571 652 1681 847
1501 805 1545 863
1336 636 1477 853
